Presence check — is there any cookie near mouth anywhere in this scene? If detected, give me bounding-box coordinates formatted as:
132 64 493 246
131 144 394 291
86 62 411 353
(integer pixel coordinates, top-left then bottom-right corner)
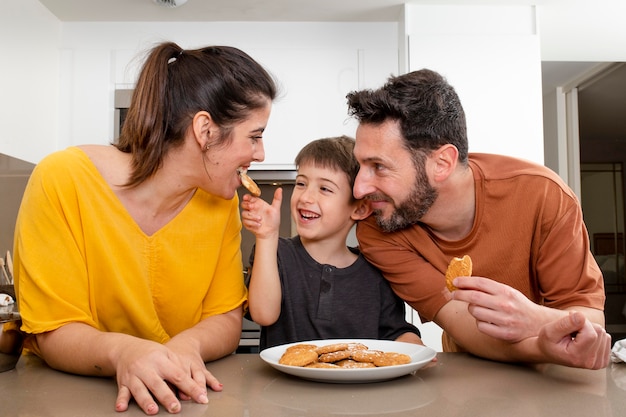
238 168 261 197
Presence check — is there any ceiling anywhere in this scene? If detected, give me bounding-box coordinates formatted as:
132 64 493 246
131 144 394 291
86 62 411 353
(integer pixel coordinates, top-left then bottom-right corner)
39 0 401 22
37 0 625 145
37 0 549 22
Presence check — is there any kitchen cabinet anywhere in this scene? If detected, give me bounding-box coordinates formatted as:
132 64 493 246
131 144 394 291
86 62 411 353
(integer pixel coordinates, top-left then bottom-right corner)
406 5 543 164
250 47 398 168
51 22 400 167
114 46 398 169
0 154 34 255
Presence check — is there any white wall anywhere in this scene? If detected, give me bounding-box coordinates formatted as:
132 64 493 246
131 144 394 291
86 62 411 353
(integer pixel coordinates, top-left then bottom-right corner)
5 1 626 164
406 5 543 164
537 0 626 62
0 0 60 163
1 15 398 166
57 22 399 170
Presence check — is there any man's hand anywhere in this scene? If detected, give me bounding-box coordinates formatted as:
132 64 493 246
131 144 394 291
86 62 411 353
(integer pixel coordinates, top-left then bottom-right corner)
451 276 555 342
537 311 611 370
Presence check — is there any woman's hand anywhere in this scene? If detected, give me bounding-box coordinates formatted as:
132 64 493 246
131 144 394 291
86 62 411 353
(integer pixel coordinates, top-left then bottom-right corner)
117 308 242 414
164 336 224 400
117 310 242 414
113 338 216 415
36 322 224 415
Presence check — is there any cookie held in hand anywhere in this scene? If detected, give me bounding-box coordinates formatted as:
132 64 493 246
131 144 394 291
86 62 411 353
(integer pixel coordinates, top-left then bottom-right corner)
445 255 472 291
239 170 261 197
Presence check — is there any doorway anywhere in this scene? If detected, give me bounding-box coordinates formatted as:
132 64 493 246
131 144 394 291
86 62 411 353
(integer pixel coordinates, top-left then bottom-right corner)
581 162 625 293
544 61 626 342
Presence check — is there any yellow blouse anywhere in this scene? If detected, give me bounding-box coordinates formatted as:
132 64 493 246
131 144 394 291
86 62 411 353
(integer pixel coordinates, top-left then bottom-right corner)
14 147 246 354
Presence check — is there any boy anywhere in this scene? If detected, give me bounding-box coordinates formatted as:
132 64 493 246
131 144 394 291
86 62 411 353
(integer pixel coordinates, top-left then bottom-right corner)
240 136 422 350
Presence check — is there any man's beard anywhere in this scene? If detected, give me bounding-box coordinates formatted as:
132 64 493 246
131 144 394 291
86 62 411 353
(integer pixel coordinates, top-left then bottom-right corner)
371 170 438 233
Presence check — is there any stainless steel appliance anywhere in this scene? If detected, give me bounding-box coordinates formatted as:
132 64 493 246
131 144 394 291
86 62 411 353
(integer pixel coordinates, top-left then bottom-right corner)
113 89 132 140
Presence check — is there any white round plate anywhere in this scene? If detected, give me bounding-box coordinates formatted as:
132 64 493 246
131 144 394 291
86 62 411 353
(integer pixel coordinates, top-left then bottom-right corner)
259 339 437 383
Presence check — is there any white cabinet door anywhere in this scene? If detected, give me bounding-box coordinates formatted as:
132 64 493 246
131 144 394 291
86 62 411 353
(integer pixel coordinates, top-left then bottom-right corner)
250 47 398 169
409 34 543 164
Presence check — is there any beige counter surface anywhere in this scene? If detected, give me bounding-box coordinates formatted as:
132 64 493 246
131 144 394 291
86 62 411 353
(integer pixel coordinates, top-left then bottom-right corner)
1 352 626 416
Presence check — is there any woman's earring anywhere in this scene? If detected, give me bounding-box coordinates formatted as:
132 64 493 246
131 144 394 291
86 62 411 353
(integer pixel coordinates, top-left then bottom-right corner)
204 143 211 151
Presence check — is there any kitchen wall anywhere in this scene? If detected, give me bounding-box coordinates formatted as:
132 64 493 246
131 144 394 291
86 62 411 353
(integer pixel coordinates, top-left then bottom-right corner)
0 154 34 256
57 21 399 170
3 1 626 165
3 0 626 351
0 0 60 164
537 0 626 62
406 4 543 164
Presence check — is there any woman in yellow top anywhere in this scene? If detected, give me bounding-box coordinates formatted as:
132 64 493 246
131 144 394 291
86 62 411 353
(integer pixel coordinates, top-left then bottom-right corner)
13 41 277 415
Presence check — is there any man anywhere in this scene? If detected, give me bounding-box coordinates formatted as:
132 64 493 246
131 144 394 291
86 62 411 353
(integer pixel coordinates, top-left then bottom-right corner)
346 69 610 369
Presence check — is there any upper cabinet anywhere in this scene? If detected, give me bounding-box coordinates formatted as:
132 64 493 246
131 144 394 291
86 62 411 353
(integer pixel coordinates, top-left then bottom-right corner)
113 46 398 169
58 22 399 169
406 5 544 164
249 47 398 168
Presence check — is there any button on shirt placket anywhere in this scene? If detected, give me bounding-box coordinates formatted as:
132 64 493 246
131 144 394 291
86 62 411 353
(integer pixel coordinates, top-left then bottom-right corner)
316 265 334 320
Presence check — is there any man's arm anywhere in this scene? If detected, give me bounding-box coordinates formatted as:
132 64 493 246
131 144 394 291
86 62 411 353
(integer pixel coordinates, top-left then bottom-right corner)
436 293 610 368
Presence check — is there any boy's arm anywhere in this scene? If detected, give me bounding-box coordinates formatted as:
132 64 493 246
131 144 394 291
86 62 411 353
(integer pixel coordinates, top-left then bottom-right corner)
394 331 424 345
240 188 283 326
247 234 282 325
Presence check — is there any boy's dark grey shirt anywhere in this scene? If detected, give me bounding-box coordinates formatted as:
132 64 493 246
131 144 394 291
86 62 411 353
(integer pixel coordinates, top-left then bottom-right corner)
248 236 421 350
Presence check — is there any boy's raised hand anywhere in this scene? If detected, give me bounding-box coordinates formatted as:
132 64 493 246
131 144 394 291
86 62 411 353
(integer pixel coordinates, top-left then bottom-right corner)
240 187 283 239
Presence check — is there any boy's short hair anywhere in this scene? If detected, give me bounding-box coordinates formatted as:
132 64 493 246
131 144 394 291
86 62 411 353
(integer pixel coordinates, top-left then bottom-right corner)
294 136 359 195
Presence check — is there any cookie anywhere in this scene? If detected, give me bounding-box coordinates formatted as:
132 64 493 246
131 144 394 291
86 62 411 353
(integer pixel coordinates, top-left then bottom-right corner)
350 350 383 363
279 347 318 367
336 359 376 368
305 362 341 369
316 343 349 355
277 342 412 368
285 343 318 352
373 352 411 367
346 343 369 352
239 170 261 196
445 255 472 291
318 349 352 363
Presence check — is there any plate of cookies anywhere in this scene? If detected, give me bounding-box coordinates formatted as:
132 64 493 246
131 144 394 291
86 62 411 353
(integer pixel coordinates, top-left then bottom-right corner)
260 339 436 383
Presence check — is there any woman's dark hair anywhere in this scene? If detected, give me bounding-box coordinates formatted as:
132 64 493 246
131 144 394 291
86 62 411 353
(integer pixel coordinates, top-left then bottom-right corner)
295 135 359 200
346 69 468 164
115 42 278 187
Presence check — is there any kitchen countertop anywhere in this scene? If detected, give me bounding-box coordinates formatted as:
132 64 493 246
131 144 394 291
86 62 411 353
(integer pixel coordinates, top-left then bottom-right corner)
1 352 626 416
